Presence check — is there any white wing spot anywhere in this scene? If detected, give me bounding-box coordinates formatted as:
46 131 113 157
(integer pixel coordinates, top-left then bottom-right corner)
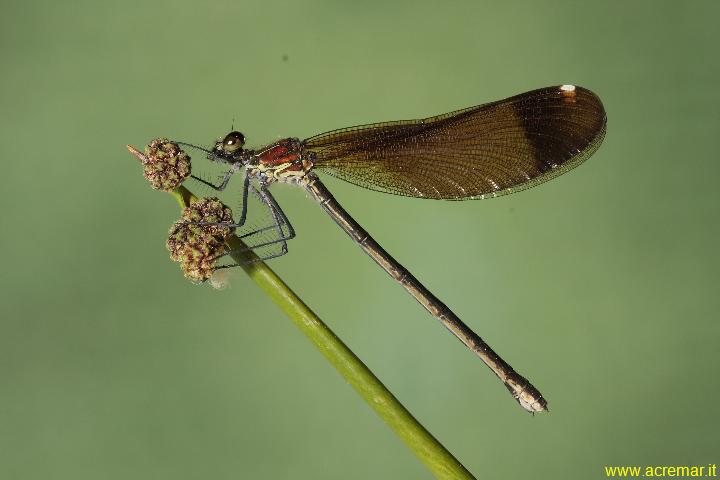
560 84 577 99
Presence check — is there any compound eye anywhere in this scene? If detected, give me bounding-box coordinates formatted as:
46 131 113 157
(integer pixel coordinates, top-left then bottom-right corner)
222 131 245 153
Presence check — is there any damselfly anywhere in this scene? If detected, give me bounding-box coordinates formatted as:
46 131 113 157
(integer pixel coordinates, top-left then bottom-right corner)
175 85 607 412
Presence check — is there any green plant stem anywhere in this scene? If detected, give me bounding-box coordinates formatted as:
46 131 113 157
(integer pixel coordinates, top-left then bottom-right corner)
128 142 474 478
170 185 474 479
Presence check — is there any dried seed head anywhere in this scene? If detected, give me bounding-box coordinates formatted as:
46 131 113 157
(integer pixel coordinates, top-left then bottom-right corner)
142 138 191 191
167 221 226 283
166 197 234 283
180 197 234 239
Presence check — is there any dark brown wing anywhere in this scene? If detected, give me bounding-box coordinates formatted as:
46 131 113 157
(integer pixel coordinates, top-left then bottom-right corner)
304 85 606 200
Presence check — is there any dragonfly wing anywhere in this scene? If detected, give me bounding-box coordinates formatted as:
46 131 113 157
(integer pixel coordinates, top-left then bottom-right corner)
305 85 606 200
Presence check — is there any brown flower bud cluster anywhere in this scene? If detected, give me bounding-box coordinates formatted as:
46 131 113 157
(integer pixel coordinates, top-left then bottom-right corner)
166 197 234 282
142 138 191 191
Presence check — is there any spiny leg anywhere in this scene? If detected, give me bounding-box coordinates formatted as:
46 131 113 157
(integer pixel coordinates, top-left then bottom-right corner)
185 173 251 230
190 162 242 193
215 185 296 265
171 140 243 193
256 185 296 248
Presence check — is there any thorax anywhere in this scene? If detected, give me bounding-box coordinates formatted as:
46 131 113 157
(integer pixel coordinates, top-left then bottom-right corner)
247 138 313 185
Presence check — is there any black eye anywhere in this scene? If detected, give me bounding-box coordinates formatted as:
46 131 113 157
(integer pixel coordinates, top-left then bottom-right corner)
222 131 245 153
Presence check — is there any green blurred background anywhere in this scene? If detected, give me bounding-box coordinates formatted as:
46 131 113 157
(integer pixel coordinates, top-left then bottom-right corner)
2 1 718 478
